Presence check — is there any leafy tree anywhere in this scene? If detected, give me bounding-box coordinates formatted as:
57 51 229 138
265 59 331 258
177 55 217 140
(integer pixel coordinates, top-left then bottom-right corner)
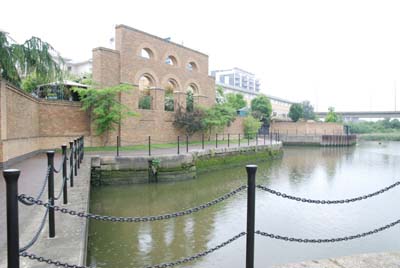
216 85 225 104
21 73 49 93
226 93 247 110
0 31 62 87
243 116 262 138
164 88 174 112
302 100 315 120
186 91 194 112
173 106 206 136
288 103 304 122
73 84 136 144
250 94 272 122
325 107 342 123
202 104 236 135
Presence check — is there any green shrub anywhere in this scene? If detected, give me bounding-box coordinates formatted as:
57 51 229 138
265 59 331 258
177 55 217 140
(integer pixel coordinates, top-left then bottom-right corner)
243 116 262 138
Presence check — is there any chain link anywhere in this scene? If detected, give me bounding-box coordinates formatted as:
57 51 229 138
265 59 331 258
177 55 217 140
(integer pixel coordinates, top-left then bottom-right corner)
19 207 49 252
18 185 247 222
255 218 400 243
144 232 246 268
53 155 67 173
256 181 400 204
20 252 92 268
18 166 51 206
20 232 245 268
54 174 68 201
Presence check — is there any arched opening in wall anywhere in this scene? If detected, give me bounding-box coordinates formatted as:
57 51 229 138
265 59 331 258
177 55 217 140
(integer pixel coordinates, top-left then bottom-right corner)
140 48 153 59
165 55 178 66
164 79 177 112
138 74 154 109
186 84 198 112
186 62 198 72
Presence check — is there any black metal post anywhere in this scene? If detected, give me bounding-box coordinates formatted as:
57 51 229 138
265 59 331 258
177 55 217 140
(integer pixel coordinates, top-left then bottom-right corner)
4 169 20 268
177 136 180 155
246 165 257 268
74 139 78 176
228 133 230 148
216 133 218 148
61 145 68 204
202 133 204 150
76 139 80 169
69 141 74 187
186 135 189 153
239 133 241 147
256 134 258 147
247 134 250 146
148 136 151 156
81 136 84 160
117 136 120 157
264 133 266 145
47 151 56 238
79 137 83 163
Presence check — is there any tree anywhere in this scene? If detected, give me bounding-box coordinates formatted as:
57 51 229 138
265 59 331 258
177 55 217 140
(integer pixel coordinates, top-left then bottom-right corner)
288 103 304 122
21 73 49 93
226 93 247 110
216 85 225 104
250 95 272 122
173 106 206 136
243 116 262 138
186 91 194 112
325 107 342 123
73 84 136 144
202 104 236 135
0 31 62 87
302 100 315 120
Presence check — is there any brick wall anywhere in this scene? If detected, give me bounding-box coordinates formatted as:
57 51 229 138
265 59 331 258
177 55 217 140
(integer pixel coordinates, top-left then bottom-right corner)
270 121 344 135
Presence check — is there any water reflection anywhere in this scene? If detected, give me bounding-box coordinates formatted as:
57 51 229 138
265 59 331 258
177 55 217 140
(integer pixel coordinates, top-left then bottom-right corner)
88 141 400 268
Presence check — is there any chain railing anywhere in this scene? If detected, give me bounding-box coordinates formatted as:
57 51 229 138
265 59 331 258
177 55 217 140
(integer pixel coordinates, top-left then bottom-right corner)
256 181 400 204
5 157 400 268
18 185 247 222
255 218 400 243
116 132 281 157
3 136 84 268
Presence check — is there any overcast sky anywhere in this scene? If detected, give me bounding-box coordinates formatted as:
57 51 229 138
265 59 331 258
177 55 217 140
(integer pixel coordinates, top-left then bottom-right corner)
2 0 400 112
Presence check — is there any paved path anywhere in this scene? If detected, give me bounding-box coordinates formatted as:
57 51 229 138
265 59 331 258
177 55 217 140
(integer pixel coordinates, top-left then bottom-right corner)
0 153 90 268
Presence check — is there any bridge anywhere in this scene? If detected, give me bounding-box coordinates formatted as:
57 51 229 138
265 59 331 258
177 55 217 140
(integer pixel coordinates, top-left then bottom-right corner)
315 111 400 121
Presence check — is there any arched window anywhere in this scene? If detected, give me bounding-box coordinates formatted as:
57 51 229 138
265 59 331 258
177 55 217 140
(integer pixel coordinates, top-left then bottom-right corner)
186 84 198 112
186 62 198 72
140 48 153 59
165 55 178 66
164 79 177 112
138 74 154 109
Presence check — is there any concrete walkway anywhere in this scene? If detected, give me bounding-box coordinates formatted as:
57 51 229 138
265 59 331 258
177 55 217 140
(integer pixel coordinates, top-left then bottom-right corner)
273 251 400 268
0 153 91 268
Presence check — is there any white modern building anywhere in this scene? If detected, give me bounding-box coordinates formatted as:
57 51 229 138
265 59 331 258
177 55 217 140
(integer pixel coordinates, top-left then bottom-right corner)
64 58 92 76
211 67 294 120
211 67 260 92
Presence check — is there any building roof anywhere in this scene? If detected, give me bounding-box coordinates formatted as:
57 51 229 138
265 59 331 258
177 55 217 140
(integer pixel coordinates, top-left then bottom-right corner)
38 80 89 88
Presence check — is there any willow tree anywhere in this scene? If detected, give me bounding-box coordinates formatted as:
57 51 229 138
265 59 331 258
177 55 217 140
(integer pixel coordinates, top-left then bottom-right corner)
0 31 62 87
